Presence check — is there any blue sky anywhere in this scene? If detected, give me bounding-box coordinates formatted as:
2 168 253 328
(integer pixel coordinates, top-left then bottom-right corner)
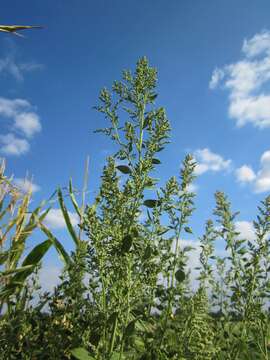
1 0 270 289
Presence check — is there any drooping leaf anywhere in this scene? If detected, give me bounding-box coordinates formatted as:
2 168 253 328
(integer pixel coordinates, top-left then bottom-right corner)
70 347 95 360
12 239 52 283
116 165 132 174
21 239 51 267
175 269 185 283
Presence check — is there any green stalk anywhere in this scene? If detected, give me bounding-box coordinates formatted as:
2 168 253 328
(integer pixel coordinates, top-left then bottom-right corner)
118 95 146 360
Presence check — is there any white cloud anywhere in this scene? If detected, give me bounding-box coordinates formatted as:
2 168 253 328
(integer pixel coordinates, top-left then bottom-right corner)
0 133 29 156
243 31 270 58
255 150 270 193
0 97 30 117
0 53 43 82
235 165 256 183
14 112 41 138
194 148 231 175
44 208 79 230
14 178 41 193
210 30 270 128
235 221 255 242
0 97 41 155
235 150 270 193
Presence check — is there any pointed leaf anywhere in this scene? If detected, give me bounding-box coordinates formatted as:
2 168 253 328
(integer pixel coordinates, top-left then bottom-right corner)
143 199 161 208
116 165 132 174
184 226 193 234
152 158 161 165
0 265 35 277
69 179 82 218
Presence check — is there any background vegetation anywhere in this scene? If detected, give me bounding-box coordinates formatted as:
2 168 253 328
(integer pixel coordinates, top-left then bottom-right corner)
0 58 270 359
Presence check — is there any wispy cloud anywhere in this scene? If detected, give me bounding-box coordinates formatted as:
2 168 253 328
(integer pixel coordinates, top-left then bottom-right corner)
0 44 43 82
193 148 231 175
14 177 41 193
0 97 42 156
235 150 270 193
210 30 270 128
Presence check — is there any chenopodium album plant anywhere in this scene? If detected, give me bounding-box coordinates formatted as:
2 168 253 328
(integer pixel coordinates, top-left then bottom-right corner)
76 57 212 359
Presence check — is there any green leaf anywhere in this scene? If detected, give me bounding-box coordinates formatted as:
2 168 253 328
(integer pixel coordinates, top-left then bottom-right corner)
116 165 132 174
21 239 51 267
237 247 247 255
143 245 152 261
175 269 185 283
7 240 52 286
69 179 82 217
58 187 79 246
156 147 164 152
121 234 133 253
125 320 136 337
152 158 161 165
184 226 193 234
110 354 121 360
0 265 35 277
148 93 157 101
107 311 118 325
71 347 95 360
0 251 9 265
143 199 161 208
143 116 150 129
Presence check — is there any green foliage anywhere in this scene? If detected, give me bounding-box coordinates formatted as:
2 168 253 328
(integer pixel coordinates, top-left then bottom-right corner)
1 58 270 359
